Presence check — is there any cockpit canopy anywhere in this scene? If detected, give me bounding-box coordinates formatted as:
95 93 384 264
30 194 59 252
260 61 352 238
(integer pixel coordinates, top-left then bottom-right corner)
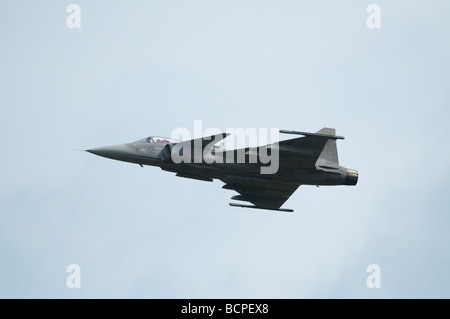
134 136 181 144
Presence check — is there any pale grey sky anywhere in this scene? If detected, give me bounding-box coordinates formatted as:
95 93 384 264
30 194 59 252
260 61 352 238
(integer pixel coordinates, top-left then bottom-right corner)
0 1 449 298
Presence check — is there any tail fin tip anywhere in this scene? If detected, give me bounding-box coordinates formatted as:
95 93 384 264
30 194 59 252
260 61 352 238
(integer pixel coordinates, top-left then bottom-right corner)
316 127 336 136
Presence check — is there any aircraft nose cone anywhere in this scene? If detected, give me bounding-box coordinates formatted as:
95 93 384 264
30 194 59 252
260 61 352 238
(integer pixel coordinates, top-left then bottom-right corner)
86 144 131 160
86 148 101 156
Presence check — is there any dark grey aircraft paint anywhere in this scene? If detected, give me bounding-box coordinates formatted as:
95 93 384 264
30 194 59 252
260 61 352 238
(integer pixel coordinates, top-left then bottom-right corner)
86 128 358 212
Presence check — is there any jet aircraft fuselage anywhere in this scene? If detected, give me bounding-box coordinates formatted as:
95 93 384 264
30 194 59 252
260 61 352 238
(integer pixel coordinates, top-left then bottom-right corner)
87 128 358 212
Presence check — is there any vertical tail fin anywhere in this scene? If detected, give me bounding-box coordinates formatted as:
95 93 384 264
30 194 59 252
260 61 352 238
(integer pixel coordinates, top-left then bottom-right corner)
315 128 340 171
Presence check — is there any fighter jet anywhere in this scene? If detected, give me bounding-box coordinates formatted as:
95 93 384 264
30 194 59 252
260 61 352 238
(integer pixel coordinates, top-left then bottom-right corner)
86 128 358 212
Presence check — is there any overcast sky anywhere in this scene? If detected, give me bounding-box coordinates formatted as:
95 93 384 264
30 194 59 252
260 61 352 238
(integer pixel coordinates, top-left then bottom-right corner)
1 1 449 298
